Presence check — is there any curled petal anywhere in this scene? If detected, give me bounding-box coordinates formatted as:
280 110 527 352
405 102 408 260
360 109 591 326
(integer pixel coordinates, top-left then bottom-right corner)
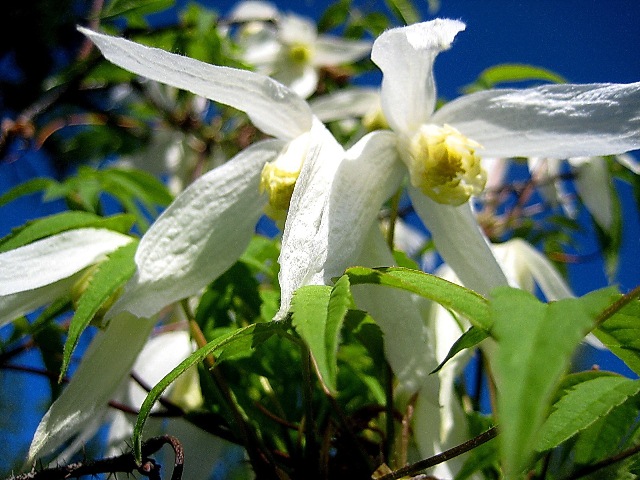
79 27 312 140
275 119 345 319
570 157 613 229
112 141 283 318
0 228 132 296
409 188 509 295
27 312 155 463
371 19 465 136
434 82 640 158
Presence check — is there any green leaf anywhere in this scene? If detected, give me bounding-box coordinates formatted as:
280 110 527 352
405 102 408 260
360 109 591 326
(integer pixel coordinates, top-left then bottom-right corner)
132 322 279 461
318 0 351 32
463 63 567 93
291 276 354 394
0 212 135 253
537 376 640 452
431 326 489 374
593 297 640 376
0 177 58 208
101 0 175 20
383 0 420 25
345 266 491 330
490 287 597 478
60 240 139 378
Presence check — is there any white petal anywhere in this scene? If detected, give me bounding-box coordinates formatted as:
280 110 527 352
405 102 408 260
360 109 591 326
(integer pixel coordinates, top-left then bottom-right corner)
273 63 319 99
314 36 372 66
309 87 380 122
409 188 509 295
79 27 312 140
227 0 279 22
0 228 132 295
493 238 573 301
111 140 282 318
570 157 613 229
615 152 640 175
350 224 439 398
434 82 640 158
278 14 317 45
0 275 78 327
371 19 465 136
27 312 155 463
275 119 345 319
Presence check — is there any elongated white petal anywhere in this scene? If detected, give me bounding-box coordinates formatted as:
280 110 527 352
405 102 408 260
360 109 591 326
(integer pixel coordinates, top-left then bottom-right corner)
494 238 573 301
79 27 312 140
273 63 318 99
434 82 640 158
0 228 132 296
275 119 345 319
371 19 465 136
409 188 509 295
27 312 155 463
570 157 613 229
310 87 380 122
314 36 372 66
0 275 79 327
111 141 282 318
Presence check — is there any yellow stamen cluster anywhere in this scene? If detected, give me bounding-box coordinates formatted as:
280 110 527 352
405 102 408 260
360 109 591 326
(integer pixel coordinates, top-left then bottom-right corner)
259 132 310 221
406 124 486 206
288 43 312 64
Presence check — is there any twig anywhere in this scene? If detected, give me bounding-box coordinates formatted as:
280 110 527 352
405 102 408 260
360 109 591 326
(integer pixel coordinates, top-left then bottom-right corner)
374 426 498 480
7 435 184 480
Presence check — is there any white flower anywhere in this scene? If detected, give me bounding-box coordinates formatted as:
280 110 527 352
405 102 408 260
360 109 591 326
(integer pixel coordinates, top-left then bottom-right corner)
78 27 345 321
0 228 133 326
231 2 372 98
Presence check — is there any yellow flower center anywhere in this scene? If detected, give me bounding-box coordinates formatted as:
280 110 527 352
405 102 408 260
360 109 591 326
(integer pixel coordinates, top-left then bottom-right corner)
288 43 312 64
406 124 486 206
259 132 310 221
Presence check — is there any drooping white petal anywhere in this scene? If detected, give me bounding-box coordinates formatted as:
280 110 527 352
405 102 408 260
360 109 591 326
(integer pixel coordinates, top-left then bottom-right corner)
0 274 79 327
494 238 573 301
309 87 380 123
0 228 132 296
615 152 640 175
273 63 319 99
275 119 345 319
79 27 312 140
409 188 509 296
111 140 283 318
27 312 155 464
371 19 465 136
569 157 614 230
313 36 372 66
433 82 640 158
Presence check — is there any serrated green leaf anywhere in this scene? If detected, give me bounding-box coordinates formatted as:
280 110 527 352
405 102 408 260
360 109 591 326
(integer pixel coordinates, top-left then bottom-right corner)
463 63 566 93
0 177 58 208
291 278 353 394
60 240 138 378
0 212 135 253
345 266 491 330
593 297 640 376
537 376 640 452
431 326 488 374
132 322 278 461
491 287 597 478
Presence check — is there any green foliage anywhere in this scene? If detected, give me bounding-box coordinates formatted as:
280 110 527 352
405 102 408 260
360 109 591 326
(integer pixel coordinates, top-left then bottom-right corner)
463 64 567 93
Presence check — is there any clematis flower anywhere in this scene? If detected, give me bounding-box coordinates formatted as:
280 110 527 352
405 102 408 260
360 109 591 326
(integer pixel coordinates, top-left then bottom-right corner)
78 27 346 320
230 1 372 98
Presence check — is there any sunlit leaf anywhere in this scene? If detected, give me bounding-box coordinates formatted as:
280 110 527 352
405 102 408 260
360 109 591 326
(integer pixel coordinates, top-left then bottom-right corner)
0 177 58 208
463 63 566 93
490 287 597 478
345 266 491 330
60 240 139 378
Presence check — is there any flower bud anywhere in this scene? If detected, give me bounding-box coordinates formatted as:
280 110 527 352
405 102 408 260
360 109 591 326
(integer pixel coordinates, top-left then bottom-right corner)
406 124 486 205
260 132 310 220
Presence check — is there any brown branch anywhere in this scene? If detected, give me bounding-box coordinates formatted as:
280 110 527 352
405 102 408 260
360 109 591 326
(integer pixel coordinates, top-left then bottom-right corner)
563 441 640 480
7 435 184 480
373 426 498 480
